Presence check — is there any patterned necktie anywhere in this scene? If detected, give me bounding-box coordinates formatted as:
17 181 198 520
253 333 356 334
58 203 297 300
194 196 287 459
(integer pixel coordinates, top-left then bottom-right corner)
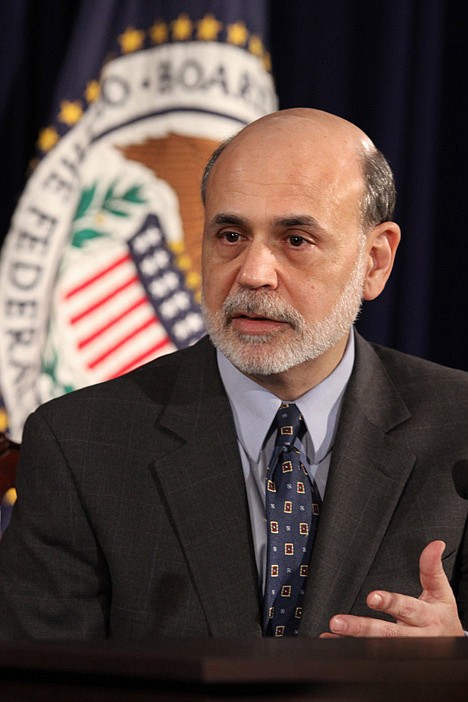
263 402 321 637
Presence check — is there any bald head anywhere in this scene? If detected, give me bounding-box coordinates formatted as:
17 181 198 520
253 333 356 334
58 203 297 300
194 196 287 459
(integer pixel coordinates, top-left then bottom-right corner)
201 108 396 229
231 108 373 157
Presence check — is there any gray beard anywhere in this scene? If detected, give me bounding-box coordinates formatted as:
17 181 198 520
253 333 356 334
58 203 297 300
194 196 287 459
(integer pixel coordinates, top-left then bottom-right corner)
202 246 366 376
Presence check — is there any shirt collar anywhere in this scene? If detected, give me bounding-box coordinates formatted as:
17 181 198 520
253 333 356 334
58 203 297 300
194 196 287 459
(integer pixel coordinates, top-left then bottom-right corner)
217 331 355 465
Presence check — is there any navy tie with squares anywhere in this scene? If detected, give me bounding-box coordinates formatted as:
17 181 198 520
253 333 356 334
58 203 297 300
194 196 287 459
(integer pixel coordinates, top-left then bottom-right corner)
263 402 321 637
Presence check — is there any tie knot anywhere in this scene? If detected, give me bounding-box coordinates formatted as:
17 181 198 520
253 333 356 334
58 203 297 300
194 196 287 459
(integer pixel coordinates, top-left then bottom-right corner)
273 403 304 448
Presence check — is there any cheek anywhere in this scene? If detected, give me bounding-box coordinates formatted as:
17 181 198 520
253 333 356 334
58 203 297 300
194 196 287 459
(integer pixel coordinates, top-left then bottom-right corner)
202 263 235 309
285 275 338 318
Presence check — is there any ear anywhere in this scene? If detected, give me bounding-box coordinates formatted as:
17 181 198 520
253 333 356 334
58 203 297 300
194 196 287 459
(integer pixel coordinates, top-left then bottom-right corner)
363 222 401 301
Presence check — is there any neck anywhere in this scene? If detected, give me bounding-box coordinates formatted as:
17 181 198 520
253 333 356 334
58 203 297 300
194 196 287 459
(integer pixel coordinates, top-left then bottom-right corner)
244 333 350 400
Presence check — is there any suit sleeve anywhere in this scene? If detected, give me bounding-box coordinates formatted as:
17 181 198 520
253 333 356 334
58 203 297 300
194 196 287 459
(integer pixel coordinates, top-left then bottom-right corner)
452 515 468 629
0 410 110 639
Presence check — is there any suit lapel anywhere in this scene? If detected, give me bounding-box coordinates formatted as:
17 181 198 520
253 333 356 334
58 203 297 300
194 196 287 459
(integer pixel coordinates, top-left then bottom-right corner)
300 334 416 636
143 334 418 639
147 339 262 637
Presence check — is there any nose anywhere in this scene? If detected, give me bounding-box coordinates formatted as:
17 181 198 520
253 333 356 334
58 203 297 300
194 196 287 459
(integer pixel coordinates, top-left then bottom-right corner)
237 240 279 289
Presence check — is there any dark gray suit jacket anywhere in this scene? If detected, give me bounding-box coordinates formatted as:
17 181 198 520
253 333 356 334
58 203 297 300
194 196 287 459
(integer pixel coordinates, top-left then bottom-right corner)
1 333 468 639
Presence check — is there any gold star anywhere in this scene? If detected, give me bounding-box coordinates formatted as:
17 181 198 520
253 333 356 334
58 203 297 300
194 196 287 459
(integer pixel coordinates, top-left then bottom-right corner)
263 51 272 72
0 407 7 433
37 126 59 153
58 100 83 126
227 21 249 46
169 241 185 255
176 254 191 271
4 488 17 506
249 34 264 58
149 20 168 44
85 80 100 103
186 270 201 290
196 14 222 41
118 27 145 53
171 14 192 41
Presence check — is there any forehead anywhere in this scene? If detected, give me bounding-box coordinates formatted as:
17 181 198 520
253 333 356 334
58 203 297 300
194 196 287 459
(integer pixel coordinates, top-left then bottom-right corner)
205 130 365 228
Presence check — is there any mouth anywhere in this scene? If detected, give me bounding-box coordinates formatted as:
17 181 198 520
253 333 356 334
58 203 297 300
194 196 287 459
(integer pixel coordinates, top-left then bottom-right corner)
229 312 288 335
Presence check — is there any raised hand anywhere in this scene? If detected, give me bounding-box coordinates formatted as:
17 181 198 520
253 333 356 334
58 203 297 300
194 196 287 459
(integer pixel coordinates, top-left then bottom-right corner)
320 541 464 638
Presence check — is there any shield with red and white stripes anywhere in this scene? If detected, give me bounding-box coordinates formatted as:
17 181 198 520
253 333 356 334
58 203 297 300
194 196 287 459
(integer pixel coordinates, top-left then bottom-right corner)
59 214 204 381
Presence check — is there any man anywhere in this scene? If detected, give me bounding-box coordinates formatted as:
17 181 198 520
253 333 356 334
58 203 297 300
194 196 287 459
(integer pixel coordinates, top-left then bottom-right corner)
0 108 467 639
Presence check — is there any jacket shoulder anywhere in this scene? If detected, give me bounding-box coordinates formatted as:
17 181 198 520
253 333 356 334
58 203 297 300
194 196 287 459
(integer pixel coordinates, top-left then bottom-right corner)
363 338 468 412
34 335 216 415
369 341 468 384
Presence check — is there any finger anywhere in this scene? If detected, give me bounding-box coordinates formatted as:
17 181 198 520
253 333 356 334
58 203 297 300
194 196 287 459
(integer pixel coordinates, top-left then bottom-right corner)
328 614 402 638
418 540 454 601
365 590 433 627
319 632 342 639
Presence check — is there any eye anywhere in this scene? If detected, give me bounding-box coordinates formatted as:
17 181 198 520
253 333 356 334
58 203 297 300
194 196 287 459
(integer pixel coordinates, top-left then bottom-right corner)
219 230 241 244
288 235 307 247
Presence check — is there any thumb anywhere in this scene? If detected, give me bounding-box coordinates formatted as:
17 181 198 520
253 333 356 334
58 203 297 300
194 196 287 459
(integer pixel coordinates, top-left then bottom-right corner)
419 540 453 602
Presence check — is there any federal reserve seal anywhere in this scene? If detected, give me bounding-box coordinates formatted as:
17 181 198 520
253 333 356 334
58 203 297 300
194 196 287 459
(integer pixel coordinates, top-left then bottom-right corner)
0 18 277 441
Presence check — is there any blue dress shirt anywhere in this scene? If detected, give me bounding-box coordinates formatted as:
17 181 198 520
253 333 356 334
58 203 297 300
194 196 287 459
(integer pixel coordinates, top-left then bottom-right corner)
217 332 355 589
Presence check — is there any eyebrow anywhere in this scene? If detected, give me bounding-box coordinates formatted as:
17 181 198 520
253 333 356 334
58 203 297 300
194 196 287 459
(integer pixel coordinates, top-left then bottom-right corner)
275 215 320 228
211 213 246 227
209 213 322 229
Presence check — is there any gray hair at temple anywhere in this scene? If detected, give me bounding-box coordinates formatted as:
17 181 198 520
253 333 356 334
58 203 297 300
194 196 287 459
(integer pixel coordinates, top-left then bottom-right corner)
200 135 397 230
360 145 397 228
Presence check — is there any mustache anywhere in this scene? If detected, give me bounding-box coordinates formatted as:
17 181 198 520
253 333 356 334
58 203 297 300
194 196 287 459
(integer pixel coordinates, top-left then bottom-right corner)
222 289 304 327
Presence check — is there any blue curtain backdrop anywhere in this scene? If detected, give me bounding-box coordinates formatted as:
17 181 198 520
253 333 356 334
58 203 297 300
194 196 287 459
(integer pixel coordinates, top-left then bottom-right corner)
1 0 467 370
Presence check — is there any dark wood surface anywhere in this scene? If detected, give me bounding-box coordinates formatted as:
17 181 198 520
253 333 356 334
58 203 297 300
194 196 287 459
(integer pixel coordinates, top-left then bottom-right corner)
1 637 468 700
